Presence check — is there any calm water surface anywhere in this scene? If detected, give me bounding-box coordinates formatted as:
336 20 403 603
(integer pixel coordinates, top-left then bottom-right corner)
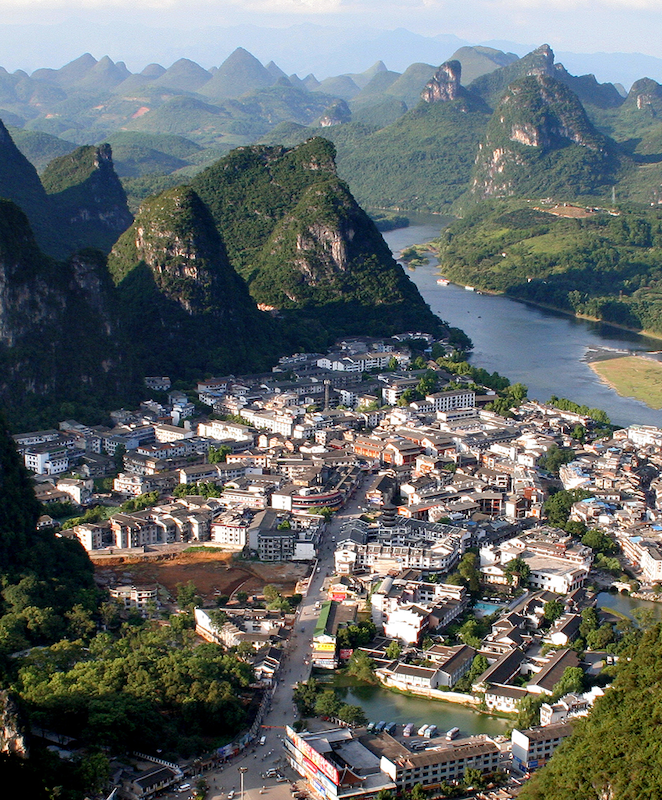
596 591 662 620
333 679 508 737
384 221 662 428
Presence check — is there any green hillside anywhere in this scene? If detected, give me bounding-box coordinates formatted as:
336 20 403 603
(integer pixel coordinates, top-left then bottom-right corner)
339 96 490 212
435 199 662 335
107 185 278 377
42 143 133 255
520 624 662 800
469 74 621 203
192 137 446 340
6 126 77 171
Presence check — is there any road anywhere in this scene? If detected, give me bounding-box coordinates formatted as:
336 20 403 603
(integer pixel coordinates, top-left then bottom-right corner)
166 473 371 800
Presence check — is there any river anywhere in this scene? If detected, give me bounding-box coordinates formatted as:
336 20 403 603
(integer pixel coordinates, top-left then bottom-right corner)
383 216 662 428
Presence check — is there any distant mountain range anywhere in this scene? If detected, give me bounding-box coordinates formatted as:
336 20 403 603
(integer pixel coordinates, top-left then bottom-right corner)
1 22 662 88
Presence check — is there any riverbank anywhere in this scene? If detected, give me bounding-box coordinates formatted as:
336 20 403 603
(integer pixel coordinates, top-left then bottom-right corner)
588 355 662 410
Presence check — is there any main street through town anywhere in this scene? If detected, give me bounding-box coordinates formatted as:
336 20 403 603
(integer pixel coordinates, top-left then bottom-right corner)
176 474 370 800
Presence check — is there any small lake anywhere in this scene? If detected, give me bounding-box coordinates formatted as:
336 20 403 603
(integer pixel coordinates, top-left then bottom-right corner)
384 222 662 428
596 591 662 621
331 678 509 738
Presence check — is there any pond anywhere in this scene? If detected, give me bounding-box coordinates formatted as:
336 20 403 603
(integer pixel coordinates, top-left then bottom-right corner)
330 677 509 738
596 590 662 621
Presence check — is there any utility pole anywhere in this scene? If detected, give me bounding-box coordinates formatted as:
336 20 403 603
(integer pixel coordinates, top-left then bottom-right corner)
239 766 248 800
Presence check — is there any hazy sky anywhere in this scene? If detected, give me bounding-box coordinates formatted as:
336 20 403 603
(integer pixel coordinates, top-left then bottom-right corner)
0 0 659 57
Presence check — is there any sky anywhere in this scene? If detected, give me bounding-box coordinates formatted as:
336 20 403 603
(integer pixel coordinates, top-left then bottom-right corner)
0 0 660 74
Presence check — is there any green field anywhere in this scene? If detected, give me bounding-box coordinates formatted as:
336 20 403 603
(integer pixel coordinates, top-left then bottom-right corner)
590 355 662 409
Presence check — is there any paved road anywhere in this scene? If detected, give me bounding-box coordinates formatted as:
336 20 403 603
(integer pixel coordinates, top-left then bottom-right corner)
168 474 371 800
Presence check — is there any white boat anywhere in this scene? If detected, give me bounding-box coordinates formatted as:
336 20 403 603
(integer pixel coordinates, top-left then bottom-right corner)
464 285 475 292
436 278 450 286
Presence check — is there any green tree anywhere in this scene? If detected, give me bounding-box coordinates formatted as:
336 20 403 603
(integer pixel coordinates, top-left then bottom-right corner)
293 678 320 715
464 767 485 788
539 445 577 475
504 557 530 587
458 551 481 593
543 599 565 623
586 623 614 650
544 489 593 527
208 445 231 463
337 703 367 726
582 529 617 555
552 666 584 698
176 581 201 611
347 651 377 683
385 640 402 660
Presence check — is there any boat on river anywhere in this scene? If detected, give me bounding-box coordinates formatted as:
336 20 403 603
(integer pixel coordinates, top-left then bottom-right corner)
436 277 450 286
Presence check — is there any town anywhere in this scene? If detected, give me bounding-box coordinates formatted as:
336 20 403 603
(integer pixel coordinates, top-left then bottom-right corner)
12 331 662 800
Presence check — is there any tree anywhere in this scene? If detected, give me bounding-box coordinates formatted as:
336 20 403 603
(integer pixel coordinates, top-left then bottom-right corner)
515 694 545 729
586 623 614 650
457 551 481 593
208 445 231 463
263 584 280 604
385 640 402 660
503 557 530 587
293 678 320 715
464 767 485 789
539 445 576 475
176 581 201 611
347 651 377 683
552 666 584 698
582 529 617 555
337 703 367 726
543 599 565 623
544 489 593 528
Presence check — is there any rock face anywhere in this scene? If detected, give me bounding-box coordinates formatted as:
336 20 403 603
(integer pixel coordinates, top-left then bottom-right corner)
192 138 446 338
41 144 133 256
624 77 662 115
0 692 28 759
107 185 277 376
421 60 462 103
0 197 131 428
471 73 618 199
319 99 351 127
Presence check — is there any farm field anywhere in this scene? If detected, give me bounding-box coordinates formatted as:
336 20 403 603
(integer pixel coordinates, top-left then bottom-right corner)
590 355 662 409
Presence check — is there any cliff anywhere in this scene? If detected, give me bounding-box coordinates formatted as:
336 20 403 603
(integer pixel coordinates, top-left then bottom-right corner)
0 198 134 429
192 137 446 340
470 74 620 200
421 60 463 103
107 185 278 376
41 143 133 257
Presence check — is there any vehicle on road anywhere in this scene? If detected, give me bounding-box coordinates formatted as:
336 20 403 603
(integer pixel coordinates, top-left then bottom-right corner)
384 722 397 735
259 736 267 745
374 721 386 732
424 725 437 738
228 791 236 799
403 723 414 737
417 724 429 736
446 727 460 741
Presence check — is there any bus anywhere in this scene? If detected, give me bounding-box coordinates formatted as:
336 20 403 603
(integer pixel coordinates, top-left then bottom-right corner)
403 723 414 737
446 727 460 741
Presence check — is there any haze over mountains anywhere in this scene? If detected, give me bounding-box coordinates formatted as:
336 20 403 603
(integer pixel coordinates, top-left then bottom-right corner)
2 21 662 88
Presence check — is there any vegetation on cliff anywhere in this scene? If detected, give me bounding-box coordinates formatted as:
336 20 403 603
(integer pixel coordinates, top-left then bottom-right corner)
192 137 446 340
107 184 278 377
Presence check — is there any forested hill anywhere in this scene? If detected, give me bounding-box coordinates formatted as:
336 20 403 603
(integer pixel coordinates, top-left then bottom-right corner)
0 414 95 654
520 623 662 800
191 137 447 340
434 200 662 337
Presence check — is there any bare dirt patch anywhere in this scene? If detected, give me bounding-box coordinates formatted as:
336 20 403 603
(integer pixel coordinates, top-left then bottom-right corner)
95 550 310 604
